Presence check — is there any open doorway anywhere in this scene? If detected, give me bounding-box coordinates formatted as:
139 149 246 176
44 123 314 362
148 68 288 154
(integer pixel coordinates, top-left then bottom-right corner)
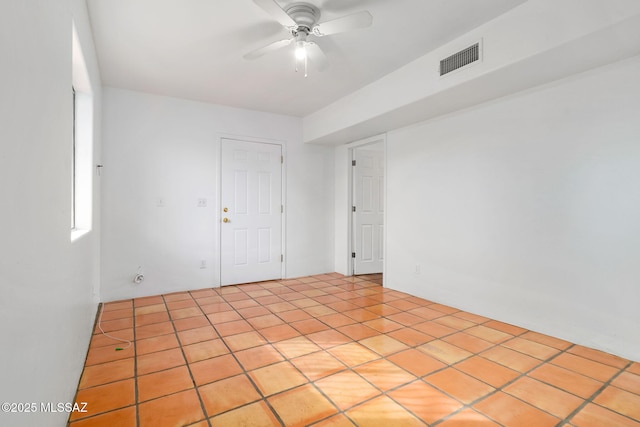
350 139 385 277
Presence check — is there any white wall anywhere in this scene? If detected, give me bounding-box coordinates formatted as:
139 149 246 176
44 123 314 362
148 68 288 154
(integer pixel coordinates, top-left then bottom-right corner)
386 56 640 361
101 88 334 301
0 1 102 426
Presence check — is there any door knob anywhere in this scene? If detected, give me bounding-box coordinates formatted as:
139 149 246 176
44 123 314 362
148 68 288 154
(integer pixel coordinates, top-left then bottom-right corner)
223 218 229 223
223 207 228 212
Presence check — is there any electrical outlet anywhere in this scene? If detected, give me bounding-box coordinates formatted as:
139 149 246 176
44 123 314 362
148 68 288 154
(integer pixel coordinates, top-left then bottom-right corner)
197 198 207 207
156 197 165 207
200 260 207 269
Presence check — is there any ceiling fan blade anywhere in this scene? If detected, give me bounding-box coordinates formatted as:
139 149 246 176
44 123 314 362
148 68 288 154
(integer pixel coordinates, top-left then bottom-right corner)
305 42 329 71
252 0 296 27
244 38 292 60
313 10 372 36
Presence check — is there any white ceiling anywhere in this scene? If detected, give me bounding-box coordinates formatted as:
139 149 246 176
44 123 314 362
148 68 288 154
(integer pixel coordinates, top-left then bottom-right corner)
87 0 526 117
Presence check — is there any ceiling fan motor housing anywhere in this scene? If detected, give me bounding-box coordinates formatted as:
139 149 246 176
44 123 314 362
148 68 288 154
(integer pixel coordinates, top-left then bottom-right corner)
285 2 321 31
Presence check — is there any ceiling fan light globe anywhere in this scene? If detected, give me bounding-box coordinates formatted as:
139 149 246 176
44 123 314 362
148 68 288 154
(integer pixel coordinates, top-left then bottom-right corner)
295 41 307 60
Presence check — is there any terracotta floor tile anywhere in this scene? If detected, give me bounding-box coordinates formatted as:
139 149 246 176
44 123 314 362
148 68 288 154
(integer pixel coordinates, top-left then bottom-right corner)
137 366 193 402
567 345 629 369
346 395 426 426
136 333 179 355
85 344 135 366
502 337 560 360
529 364 603 398
343 308 380 322
291 318 331 334
68 406 136 427
101 308 134 321
200 302 234 315
195 295 225 306
363 318 404 333
412 321 457 338
90 329 134 349
259 323 301 342
504 376 583 418
70 379 135 420
388 299 422 311
520 330 572 350
189 288 218 299
79 358 134 389
134 303 167 316
455 356 520 388
437 408 501 427
628 363 640 376
407 306 447 320
307 329 352 349
190 353 242 386
387 349 446 377
223 330 267 351
337 323 379 341
273 336 321 359
183 338 229 363
163 292 193 302
248 313 285 329
313 413 357 427
612 371 640 395
215 319 254 337
138 389 204 427
360 334 409 356
165 299 197 310
137 348 185 375
235 344 285 371
481 346 541 372
465 325 513 343
417 340 472 364
305 304 339 317
594 386 640 420
134 296 163 307
291 350 347 381
291 297 320 308
355 359 416 391
552 352 619 382
172 316 210 332
452 311 490 324
277 309 313 323
268 384 338 427
386 312 424 326
249 360 308 396
388 380 463 423
474 391 559 427
266 301 297 313
205 309 241 324
426 368 494 404
318 313 355 328
236 305 271 318
104 300 133 311
135 321 174 340
315 370 381 410
327 301 362 313
177 325 218 346
433 315 476 330
442 332 494 354
570 402 640 427
95 317 133 334
388 327 434 347
208 401 279 427
484 320 527 336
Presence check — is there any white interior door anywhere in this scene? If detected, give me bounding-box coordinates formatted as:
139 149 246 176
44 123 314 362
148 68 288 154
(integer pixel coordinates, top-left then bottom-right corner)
220 138 282 285
353 145 384 275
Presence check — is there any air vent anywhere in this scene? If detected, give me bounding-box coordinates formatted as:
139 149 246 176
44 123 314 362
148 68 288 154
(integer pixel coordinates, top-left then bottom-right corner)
440 43 480 76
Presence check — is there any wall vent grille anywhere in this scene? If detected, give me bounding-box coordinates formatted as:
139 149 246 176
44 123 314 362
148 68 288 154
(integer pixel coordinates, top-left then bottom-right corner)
440 43 480 76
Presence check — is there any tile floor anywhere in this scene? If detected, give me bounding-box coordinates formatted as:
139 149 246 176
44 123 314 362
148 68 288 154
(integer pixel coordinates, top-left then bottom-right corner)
69 273 640 427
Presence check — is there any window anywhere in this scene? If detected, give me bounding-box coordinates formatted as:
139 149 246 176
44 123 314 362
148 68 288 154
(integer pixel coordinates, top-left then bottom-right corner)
71 23 93 240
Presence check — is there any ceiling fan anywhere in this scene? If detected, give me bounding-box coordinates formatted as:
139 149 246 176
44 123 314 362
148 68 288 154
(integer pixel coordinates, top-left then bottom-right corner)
245 0 373 76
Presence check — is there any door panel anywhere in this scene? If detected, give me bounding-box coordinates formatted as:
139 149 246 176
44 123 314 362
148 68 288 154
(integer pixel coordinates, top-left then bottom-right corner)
354 147 384 275
221 139 282 285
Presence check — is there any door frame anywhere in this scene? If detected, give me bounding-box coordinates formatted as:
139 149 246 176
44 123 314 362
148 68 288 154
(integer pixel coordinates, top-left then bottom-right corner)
216 134 287 287
347 134 387 280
